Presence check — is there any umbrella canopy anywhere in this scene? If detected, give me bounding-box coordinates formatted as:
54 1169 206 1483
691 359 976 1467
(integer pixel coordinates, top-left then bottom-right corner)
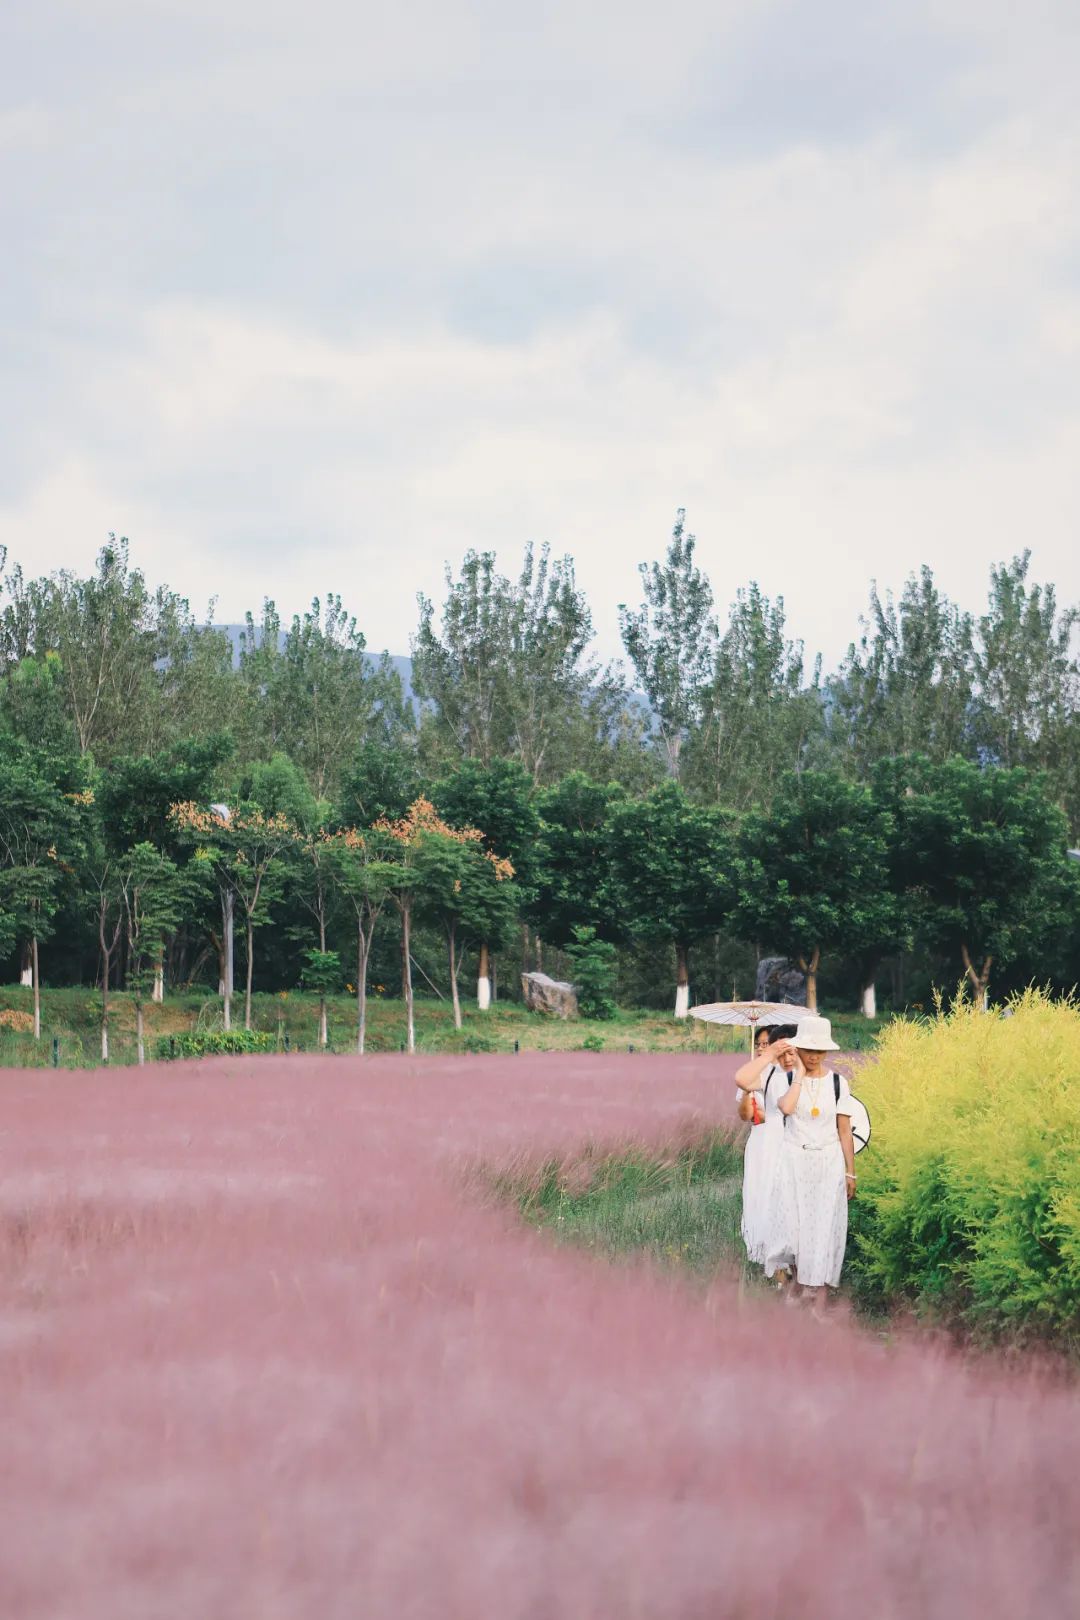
689 999 812 1051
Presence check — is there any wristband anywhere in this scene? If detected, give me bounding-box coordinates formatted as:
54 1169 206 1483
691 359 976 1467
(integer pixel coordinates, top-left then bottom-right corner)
845 1173 856 1181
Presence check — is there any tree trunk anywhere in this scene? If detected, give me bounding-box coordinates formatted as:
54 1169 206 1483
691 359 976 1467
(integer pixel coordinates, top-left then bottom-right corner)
101 952 110 1063
222 890 234 1031
152 948 164 1003
448 925 462 1030
961 944 992 1010
356 924 368 1055
32 935 41 1041
317 911 328 1049
860 981 877 1019
245 920 255 1030
402 903 415 1054
535 937 543 973
491 951 497 1003
19 942 31 988
798 947 821 1012
136 999 145 1066
477 939 491 1011
674 941 690 1019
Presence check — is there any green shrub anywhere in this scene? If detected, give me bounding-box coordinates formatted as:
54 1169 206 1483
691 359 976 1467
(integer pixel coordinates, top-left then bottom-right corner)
155 1029 277 1061
580 1032 605 1052
566 926 617 1021
847 991 1080 1351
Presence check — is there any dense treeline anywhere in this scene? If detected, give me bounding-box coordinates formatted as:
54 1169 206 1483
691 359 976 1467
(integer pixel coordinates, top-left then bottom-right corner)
1 524 1079 1051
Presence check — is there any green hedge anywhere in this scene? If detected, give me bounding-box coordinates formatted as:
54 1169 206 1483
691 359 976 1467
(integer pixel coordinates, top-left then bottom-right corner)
847 991 1080 1352
155 1030 277 1061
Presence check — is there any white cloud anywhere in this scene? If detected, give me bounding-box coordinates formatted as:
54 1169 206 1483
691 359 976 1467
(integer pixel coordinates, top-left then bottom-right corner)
2 0 1080 666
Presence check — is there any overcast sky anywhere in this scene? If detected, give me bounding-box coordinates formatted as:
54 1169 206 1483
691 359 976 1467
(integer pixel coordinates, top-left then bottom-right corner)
4 1 1080 666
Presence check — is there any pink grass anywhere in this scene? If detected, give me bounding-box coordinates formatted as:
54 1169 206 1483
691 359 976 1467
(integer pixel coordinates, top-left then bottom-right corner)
2 1052 1078 1619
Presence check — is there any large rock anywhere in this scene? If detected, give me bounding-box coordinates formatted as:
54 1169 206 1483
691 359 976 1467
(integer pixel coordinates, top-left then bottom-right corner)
755 956 807 1006
521 972 579 1019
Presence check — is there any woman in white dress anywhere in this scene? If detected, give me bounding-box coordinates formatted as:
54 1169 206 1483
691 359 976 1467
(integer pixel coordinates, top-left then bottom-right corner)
763 1015 857 1300
733 1025 800 1267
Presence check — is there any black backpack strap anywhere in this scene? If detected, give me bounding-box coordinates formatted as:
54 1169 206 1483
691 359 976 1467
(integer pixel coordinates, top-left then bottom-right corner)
778 1069 794 1125
834 1072 841 1103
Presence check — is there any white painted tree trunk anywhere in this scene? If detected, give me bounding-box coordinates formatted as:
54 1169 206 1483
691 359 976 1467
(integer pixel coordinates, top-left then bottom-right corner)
477 941 491 1010
860 982 877 1019
152 960 164 1002
674 942 690 1019
19 963 32 988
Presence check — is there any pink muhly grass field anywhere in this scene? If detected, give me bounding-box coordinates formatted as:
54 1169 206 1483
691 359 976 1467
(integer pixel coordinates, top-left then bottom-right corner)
2 1051 1078 1620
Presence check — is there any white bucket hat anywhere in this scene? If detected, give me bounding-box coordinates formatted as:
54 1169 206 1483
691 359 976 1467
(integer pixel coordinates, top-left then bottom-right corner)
792 1015 840 1052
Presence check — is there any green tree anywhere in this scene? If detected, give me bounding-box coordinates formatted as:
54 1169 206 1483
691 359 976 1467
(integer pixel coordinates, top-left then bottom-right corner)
969 554 1080 833
301 948 342 1046
413 544 608 782
292 824 338 1049
434 756 538 1007
119 842 184 1064
528 773 626 952
889 756 1070 1007
686 583 820 809
97 736 234 855
0 651 81 760
238 596 410 796
826 567 973 773
606 781 736 1017
737 770 895 1013
618 509 716 779
0 537 220 759
340 739 425 826
0 740 84 1038
415 830 517 1029
565 925 617 1019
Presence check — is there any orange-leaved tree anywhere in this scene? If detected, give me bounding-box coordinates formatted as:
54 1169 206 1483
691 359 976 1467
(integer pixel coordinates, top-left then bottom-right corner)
374 798 513 1049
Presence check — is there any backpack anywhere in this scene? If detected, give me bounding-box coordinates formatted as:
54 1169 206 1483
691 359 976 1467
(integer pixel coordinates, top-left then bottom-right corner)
764 1069 872 1154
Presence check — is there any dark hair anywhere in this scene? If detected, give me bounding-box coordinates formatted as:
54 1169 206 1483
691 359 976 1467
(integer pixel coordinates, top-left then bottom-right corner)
769 1023 797 1043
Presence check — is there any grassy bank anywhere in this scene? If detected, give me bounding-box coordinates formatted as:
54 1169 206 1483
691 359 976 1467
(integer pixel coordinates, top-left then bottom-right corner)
507 1134 748 1274
0 984 892 1068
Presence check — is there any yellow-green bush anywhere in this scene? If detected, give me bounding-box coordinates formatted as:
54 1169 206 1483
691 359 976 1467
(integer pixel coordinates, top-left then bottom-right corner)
847 990 1080 1351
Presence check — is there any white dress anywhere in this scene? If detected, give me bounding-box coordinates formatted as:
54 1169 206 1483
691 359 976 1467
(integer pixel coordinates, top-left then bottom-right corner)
738 1064 788 1265
764 1071 854 1289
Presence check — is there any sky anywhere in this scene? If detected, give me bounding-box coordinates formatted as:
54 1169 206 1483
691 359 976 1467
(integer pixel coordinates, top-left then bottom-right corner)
3 0 1080 668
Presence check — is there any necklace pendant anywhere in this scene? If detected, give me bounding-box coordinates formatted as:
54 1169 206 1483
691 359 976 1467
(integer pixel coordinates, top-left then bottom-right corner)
810 1106 820 1118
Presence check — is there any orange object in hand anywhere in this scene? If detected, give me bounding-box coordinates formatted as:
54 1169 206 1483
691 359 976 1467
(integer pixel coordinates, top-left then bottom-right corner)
752 1096 764 1126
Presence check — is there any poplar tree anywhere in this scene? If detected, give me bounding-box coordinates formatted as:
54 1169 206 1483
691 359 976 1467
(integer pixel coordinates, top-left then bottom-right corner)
618 509 716 779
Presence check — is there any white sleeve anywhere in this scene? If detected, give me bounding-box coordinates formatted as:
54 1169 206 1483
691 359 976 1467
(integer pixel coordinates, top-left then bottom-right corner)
835 1073 855 1117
